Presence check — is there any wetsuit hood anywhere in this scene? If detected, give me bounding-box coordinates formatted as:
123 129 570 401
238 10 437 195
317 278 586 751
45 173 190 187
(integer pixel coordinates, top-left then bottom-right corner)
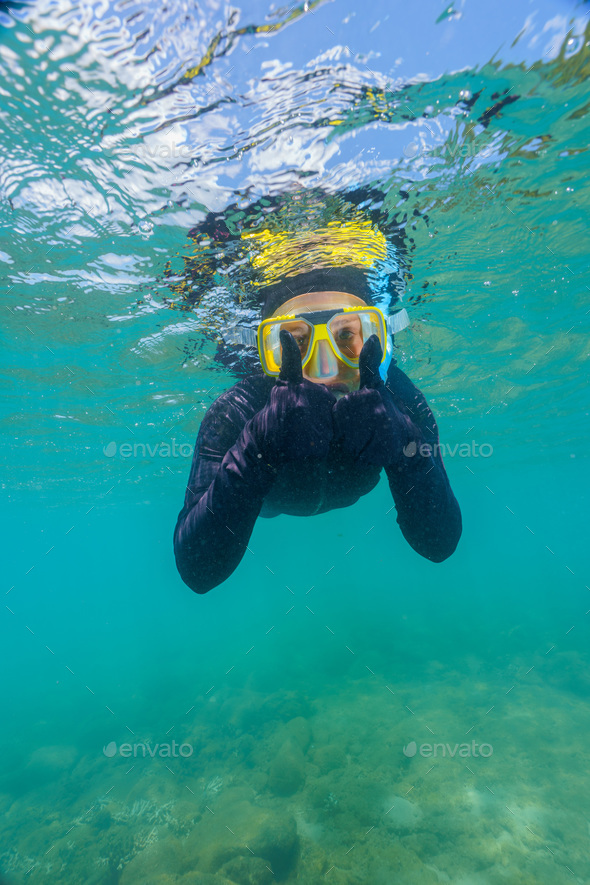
260 267 374 319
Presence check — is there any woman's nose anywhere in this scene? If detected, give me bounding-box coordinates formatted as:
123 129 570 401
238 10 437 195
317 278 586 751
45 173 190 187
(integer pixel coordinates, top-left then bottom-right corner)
306 339 339 379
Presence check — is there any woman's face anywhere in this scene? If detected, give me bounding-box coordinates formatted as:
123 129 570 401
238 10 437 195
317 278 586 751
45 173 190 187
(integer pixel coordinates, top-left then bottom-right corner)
272 291 367 395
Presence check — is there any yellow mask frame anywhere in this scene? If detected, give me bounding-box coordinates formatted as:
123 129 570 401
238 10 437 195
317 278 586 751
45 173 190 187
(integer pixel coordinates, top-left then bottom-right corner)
257 305 387 377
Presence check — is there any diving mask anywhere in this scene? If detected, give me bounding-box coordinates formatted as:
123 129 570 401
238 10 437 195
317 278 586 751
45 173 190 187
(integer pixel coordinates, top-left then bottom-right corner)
257 305 389 380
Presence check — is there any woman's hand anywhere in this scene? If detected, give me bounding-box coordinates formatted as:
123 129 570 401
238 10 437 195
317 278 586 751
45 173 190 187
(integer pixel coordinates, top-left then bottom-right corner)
248 330 337 466
332 335 422 467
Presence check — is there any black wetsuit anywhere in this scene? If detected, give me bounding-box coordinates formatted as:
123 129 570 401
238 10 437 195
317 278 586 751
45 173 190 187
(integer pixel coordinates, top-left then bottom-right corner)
174 363 462 594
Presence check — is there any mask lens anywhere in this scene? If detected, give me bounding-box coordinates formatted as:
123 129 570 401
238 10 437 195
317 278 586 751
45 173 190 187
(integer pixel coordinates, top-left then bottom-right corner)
259 317 314 374
360 310 387 349
327 312 365 365
279 319 313 363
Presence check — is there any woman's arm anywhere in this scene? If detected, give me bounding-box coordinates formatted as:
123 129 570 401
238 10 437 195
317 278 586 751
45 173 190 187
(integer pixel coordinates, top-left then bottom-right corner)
332 338 462 563
384 365 462 562
174 334 337 594
173 409 277 594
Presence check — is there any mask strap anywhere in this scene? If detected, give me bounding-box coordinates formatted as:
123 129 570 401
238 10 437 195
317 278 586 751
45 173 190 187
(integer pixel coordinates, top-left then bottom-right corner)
380 309 410 381
387 308 410 335
224 326 257 347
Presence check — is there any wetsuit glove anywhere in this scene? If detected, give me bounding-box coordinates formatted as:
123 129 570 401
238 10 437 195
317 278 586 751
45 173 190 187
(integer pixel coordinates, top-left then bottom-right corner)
332 335 422 468
246 330 336 468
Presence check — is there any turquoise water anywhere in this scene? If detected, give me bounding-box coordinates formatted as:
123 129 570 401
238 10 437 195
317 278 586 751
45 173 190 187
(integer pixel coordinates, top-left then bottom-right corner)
2 0 590 882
